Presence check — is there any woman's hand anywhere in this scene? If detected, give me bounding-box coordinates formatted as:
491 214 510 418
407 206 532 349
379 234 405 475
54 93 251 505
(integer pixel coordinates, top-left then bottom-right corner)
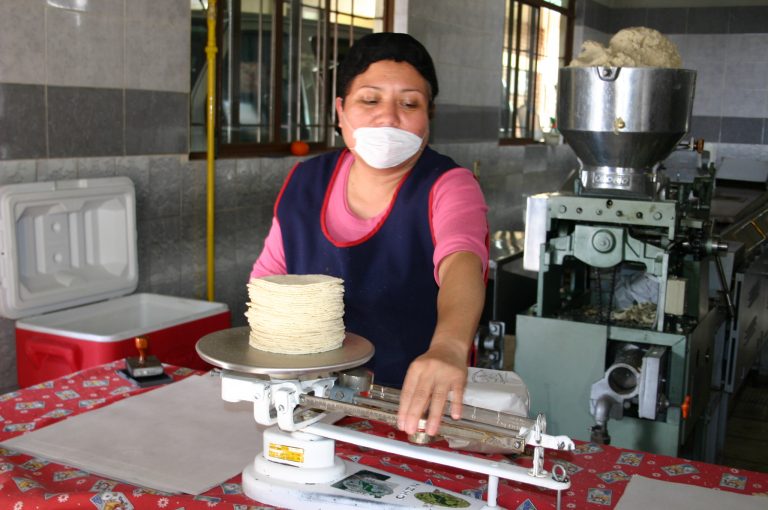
397 341 468 436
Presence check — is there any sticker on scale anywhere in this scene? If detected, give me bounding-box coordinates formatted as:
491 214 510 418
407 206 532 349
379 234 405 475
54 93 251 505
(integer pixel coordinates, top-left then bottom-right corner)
331 470 472 507
268 443 304 463
413 490 471 508
331 470 395 499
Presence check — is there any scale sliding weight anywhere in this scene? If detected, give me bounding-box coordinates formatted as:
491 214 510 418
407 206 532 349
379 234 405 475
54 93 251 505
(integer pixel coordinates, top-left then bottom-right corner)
196 327 572 510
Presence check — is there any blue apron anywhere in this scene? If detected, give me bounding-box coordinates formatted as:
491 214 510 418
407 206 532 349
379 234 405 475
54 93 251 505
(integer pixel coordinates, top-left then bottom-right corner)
277 147 459 387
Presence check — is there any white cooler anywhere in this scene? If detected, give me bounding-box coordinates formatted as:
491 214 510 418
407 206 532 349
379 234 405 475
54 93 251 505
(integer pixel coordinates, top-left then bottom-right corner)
0 178 230 387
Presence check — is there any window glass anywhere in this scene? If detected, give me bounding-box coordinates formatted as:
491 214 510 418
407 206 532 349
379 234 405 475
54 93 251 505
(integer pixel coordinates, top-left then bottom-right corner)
223 0 273 144
500 0 572 143
190 0 389 154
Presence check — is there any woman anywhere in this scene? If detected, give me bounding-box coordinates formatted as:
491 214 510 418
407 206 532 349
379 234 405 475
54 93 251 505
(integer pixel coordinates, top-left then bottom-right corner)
251 32 489 437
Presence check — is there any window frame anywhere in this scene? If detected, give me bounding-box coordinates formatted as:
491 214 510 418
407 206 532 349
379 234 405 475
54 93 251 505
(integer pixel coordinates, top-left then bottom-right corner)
500 0 574 146
190 0 393 159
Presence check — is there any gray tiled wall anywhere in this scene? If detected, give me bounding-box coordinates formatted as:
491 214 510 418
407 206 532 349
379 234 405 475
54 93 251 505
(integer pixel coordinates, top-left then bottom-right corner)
0 84 189 159
47 87 125 158
577 0 768 146
0 0 189 161
126 91 189 155
0 84 46 160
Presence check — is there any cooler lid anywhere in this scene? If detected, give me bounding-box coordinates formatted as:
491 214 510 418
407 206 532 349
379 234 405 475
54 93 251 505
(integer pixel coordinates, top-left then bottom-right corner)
0 177 138 319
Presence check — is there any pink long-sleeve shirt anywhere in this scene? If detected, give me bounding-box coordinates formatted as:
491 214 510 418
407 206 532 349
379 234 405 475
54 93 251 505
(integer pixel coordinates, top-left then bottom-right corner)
250 151 489 285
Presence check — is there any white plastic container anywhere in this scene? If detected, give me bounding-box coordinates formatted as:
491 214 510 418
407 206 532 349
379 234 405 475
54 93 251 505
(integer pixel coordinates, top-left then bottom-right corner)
0 178 230 386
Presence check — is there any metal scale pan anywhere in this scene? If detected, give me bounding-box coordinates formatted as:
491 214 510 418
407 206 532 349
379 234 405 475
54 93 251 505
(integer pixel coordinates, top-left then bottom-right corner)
196 326 374 378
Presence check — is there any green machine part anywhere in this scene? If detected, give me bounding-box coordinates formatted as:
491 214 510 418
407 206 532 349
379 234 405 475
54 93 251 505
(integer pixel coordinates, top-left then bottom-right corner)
514 312 723 457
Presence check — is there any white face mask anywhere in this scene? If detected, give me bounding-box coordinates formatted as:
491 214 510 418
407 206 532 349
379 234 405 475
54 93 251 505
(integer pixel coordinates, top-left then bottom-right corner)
351 126 423 169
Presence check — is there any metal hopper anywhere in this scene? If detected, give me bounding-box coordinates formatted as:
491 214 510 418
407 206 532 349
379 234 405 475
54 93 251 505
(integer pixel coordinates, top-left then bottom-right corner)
557 66 696 198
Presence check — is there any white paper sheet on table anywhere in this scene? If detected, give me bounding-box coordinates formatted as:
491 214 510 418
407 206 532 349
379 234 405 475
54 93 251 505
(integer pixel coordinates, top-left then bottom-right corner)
1 373 263 495
614 475 766 510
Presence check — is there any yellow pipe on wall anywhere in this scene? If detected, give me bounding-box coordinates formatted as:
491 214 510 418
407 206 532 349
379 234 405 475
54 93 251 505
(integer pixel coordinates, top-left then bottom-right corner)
205 0 218 301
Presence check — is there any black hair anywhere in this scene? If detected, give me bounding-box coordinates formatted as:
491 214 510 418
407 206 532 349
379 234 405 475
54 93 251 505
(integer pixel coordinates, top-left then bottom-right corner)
336 32 439 107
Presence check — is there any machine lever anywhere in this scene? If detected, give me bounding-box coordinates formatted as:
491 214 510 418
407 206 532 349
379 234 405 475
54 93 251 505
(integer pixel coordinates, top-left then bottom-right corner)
300 393 533 453
367 383 537 433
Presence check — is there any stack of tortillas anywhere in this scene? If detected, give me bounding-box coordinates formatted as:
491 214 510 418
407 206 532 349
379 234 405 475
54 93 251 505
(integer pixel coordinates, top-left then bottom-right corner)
245 274 346 354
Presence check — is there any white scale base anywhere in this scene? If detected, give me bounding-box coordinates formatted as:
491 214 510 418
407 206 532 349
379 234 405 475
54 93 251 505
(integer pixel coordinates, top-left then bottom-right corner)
242 458 496 509
243 427 496 509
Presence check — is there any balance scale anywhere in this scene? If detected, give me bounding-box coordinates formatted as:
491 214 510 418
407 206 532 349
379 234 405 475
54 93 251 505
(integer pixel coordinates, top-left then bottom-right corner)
196 327 574 509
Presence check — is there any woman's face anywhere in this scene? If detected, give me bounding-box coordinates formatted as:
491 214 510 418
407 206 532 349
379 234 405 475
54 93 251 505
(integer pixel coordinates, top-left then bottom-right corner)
336 60 431 163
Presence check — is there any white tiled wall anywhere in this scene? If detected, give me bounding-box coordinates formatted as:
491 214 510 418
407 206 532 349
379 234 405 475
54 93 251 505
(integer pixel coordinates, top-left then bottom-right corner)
407 0 504 108
0 0 189 93
0 0 46 84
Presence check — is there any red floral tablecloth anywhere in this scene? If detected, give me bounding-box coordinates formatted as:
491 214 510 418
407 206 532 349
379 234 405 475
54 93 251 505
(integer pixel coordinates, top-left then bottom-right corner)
1 361 766 509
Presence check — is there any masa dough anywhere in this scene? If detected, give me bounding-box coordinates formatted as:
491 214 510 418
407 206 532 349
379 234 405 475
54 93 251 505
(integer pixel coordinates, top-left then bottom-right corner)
570 27 682 68
246 274 346 354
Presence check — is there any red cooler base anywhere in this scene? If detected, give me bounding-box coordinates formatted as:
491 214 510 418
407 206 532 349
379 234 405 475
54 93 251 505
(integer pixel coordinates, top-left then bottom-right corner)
16 312 230 388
